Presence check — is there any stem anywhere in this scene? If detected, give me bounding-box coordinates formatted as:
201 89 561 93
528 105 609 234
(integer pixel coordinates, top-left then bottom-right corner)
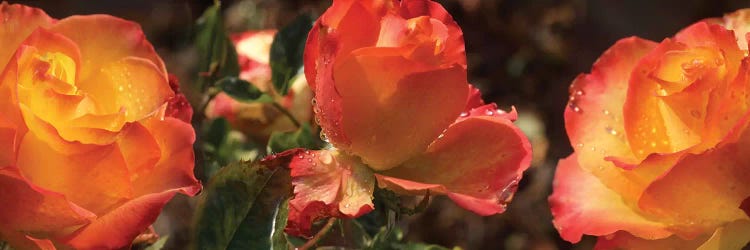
299 218 336 250
271 101 301 128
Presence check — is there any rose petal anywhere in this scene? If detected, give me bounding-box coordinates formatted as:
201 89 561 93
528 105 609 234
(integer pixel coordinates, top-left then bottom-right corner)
398 0 466 67
333 47 467 170
286 150 375 236
639 128 750 236
60 189 184 250
594 231 708 250
50 14 166 81
165 74 193 123
118 122 160 179
131 117 201 197
696 220 750 250
548 155 671 243
0 167 94 236
0 230 56 250
464 85 485 111
565 37 667 203
16 131 132 215
378 112 531 216
0 2 54 70
0 115 20 167
718 9 750 50
77 56 173 121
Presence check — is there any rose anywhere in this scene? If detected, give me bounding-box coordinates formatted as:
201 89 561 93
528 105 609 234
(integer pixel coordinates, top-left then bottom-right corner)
206 30 313 140
0 3 201 249
280 0 532 236
550 9 750 248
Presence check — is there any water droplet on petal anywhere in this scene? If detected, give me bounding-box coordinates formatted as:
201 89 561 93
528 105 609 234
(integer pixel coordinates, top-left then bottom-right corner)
575 143 584 148
485 109 494 116
569 102 582 113
320 153 333 164
459 112 469 117
605 126 618 136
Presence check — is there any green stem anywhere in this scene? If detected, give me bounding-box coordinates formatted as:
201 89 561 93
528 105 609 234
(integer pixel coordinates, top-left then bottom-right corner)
271 101 301 129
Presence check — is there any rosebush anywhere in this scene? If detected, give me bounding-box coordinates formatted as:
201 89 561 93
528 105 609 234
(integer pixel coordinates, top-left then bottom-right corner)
0 3 200 249
283 0 532 236
550 9 750 249
206 30 313 140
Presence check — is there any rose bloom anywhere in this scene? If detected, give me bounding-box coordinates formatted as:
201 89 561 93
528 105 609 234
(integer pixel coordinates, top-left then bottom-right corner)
0 3 200 249
206 30 313 141
550 9 750 249
282 0 532 236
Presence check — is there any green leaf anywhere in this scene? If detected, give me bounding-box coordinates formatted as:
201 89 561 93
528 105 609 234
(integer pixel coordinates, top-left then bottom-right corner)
270 14 312 95
192 161 292 250
267 123 322 153
216 77 273 103
192 1 240 106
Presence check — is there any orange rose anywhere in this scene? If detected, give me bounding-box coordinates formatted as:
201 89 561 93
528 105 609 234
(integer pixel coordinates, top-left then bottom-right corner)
0 3 200 249
550 9 750 248
283 0 531 236
206 30 313 140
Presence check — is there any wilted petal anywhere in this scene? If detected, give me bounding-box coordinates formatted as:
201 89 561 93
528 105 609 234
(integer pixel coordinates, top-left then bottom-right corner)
286 150 375 236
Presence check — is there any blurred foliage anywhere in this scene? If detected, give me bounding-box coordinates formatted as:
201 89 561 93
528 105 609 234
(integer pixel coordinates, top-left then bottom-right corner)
270 14 313 95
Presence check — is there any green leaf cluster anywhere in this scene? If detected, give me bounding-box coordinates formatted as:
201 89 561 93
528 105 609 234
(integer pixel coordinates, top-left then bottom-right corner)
192 161 291 250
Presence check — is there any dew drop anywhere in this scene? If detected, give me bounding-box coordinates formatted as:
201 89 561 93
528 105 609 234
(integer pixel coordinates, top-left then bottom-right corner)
485 109 494 116
320 153 333 164
575 90 585 96
605 126 618 136
311 98 317 106
569 102 582 113
304 150 311 155
459 111 469 117
437 134 445 139
575 143 584 148
297 154 304 159
344 203 351 208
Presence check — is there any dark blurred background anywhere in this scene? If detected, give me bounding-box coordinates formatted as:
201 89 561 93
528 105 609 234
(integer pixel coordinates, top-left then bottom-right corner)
19 0 750 249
